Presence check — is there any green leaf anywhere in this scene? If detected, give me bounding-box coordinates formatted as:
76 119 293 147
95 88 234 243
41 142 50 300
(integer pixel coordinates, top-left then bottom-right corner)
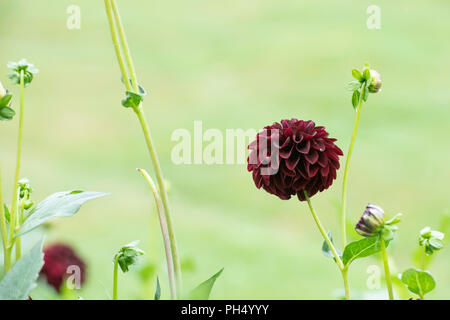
121 91 144 108
154 277 161 300
16 190 108 237
188 268 224 300
0 93 12 107
362 85 369 102
342 236 388 267
115 240 145 273
322 231 341 258
352 90 360 109
352 69 363 81
346 81 362 91
3 204 10 223
363 68 371 80
0 106 15 121
0 239 44 300
401 268 436 297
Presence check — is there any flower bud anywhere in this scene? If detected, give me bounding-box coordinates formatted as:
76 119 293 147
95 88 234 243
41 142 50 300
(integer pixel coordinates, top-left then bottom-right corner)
0 82 6 99
419 226 444 255
368 70 382 93
355 204 385 237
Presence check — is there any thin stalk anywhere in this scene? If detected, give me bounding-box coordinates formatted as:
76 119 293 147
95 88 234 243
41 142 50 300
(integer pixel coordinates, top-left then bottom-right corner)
380 236 394 300
104 0 132 92
420 246 426 271
103 0 183 295
110 0 139 93
302 190 350 299
341 83 366 248
137 168 177 300
5 70 25 270
0 167 10 272
134 109 182 294
113 253 122 300
303 190 344 270
15 206 24 260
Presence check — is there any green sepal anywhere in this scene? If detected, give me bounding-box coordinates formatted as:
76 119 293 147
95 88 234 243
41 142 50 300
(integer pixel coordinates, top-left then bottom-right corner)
115 240 145 273
352 90 360 109
121 91 144 109
352 69 363 81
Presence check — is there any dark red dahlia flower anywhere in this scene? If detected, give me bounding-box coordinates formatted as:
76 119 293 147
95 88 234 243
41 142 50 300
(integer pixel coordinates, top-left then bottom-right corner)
40 243 86 292
247 119 343 201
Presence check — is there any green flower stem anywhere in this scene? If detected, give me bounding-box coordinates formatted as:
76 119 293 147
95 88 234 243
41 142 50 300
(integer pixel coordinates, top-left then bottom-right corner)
420 246 426 271
137 168 177 300
113 252 122 300
134 109 182 295
380 236 394 300
104 0 132 92
341 267 351 300
303 190 351 299
0 167 10 272
104 0 182 295
15 206 24 260
5 70 25 271
110 0 139 93
341 83 366 248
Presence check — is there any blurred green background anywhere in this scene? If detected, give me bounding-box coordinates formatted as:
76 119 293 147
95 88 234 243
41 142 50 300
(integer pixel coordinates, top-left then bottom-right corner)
0 0 449 299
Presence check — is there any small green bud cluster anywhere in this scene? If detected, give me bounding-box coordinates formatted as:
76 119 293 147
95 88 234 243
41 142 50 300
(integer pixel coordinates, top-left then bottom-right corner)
7 59 39 87
114 241 145 273
347 63 382 109
419 227 444 255
18 178 34 210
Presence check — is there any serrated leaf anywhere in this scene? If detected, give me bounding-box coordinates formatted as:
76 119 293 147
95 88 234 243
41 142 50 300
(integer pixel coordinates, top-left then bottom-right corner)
401 268 435 297
352 90 360 109
16 190 108 237
0 239 44 300
342 236 388 267
154 277 161 300
188 268 223 300
352 69 363 81
322 231 341 258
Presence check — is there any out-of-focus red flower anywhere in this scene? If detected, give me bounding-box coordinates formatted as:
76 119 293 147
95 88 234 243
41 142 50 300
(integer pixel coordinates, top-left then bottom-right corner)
40 243 86 292
247 119 343 201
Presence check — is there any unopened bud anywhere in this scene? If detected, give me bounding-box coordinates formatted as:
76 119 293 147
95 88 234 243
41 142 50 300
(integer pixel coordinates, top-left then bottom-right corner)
355 204 385 237
368 70 382 93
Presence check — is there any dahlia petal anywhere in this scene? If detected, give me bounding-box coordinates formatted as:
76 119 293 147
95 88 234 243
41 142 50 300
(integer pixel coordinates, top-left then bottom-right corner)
296 140 310 154
305 149 319 164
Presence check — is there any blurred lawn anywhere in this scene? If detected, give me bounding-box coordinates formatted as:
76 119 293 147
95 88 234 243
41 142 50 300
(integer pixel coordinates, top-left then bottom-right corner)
0 0 449 299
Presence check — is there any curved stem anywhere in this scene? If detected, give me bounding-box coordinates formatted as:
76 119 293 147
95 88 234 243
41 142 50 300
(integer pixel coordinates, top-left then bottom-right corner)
380 236 394 300
303 190 344 270
137 168 177 300
103 0 182 294
0 167 10 272
341 83 366 248
134 109 182 295
113 253 122 300
15 206 24 260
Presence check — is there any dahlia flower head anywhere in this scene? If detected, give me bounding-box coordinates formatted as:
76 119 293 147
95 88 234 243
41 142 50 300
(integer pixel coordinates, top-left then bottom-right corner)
40 243 86 292
247 119 343 201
